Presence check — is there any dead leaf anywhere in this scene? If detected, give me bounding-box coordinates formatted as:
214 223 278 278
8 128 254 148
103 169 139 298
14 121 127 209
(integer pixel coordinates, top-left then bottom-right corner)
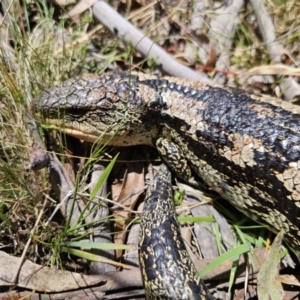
0 251 104 292
62 0 98 22
111 148 146 261
280 274 300 287
243 65 300 76
257 231 284 300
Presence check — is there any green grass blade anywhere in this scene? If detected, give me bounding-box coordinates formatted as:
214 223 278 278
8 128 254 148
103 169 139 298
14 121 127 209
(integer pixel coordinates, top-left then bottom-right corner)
198 243 252 277
89 153 119 201
227 241 241 293
177 216 215 223
62 241 135 250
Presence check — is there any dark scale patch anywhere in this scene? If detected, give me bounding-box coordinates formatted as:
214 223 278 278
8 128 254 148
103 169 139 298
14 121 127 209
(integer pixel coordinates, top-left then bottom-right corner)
142 106 300 232
141 213 204 295
175 84 182 91
119 72 139 82
129 89 136 100
121 81 140 94
190 89 198 96
141 79 300 141
150 95 168 109
169 82 176 89
248 186 276 208
159 218 185 261
129 95 143 108
183 86 191 94
160 79 169 87
140 166 215 298
190 88 300 166
286 146 300 161
188 130 297 213
143 189 173 212
138 80 300 228
219 131 227 145
144 79 169 92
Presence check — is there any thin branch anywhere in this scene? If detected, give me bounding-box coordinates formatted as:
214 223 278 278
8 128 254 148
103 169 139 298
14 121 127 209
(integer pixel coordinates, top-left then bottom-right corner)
209 0 245 84
11 199 47 283
92 1 211 82
250 0 300 100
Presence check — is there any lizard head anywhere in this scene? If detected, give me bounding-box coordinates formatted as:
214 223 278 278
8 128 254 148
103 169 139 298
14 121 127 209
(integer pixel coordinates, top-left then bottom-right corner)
33 72 160 146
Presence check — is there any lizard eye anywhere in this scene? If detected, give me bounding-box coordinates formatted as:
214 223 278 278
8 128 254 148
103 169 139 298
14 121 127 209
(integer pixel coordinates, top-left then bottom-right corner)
65 108 84 118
